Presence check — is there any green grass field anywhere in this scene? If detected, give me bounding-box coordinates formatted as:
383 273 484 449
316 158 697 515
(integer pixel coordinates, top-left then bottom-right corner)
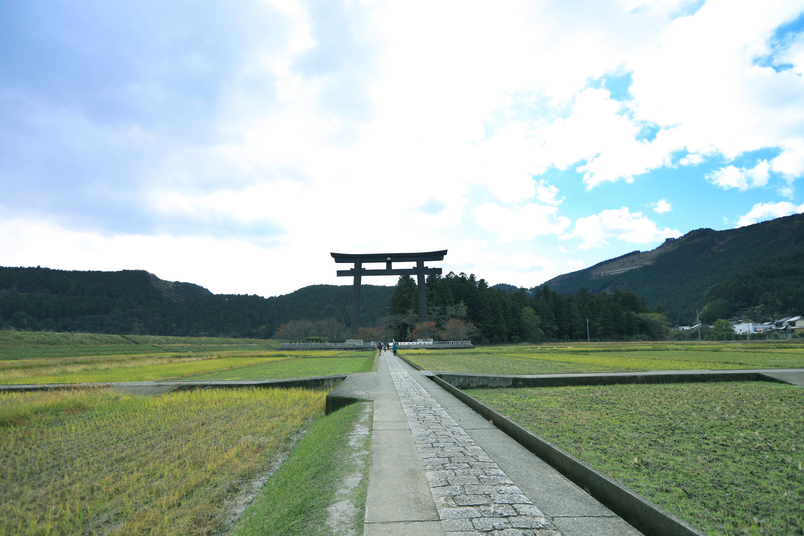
470 382 804 536
402 340 804 374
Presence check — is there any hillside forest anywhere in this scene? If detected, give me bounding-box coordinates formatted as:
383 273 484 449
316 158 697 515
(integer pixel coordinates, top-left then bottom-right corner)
1 266 669 343
0 267 393 339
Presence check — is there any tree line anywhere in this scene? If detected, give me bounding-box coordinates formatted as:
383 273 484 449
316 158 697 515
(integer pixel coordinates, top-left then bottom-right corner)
1 266 672 343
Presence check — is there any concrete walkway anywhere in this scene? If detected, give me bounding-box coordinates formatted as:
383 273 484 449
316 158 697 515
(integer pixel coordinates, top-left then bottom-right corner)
348 351 643 536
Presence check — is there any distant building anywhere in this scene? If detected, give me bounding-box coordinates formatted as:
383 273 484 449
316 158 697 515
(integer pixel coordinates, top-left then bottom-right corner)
777 316 802 334
731 322 754 335
678 315 801 337
755 322 776 333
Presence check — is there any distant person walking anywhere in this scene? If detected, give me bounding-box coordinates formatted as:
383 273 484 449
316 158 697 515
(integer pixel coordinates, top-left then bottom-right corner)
392 342 397 356
377 342 382 353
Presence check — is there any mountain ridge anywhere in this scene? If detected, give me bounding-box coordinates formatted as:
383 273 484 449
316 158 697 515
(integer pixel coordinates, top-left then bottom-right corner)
540 214 804 324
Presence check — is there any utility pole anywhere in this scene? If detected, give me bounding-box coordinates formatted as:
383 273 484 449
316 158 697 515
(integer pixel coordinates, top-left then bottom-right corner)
697 309 702 342
586 317 590 343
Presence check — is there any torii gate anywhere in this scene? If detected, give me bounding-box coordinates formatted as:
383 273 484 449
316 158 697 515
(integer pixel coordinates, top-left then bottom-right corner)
331 250 447 336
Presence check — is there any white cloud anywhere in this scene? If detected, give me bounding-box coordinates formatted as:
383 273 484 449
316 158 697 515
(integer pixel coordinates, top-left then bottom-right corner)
678 153 705 166
477 252 558 288
652 199 672 213
629 0 804 176
736 201 804 227
771 140 804 182
563 207 682 248
473 203 571 243
567 259 586 271
525 88 677 189
469 122 540 203
443 239 560 288
443 239 488 275
536 180 562 206
706 161 771 190
774 27 804 76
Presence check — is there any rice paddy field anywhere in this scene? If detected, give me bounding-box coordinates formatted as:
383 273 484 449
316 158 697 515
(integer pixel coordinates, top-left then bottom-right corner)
0 386 328 535
0 331 375 384
401 340 804 374
4 333 803 535
0 331 378 535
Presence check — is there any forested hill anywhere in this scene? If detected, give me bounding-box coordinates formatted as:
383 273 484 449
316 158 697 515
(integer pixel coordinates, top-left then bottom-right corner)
540 213 804 325
0 267 394 337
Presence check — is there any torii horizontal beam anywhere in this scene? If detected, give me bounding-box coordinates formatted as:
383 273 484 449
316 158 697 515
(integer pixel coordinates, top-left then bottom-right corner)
331 250 448 264
336 267 442 277
331 250 448 336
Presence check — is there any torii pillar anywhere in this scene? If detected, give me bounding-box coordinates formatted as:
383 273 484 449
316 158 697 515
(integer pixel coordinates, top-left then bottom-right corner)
331 250 447 336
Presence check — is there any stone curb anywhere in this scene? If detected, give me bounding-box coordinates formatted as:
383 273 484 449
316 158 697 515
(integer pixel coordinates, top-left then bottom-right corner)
398 355 706 536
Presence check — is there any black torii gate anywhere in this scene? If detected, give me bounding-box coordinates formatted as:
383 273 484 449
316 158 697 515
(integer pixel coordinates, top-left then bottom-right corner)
331 250 447 336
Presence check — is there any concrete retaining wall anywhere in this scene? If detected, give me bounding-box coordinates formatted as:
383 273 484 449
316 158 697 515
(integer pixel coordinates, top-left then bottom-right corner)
432 369 769 389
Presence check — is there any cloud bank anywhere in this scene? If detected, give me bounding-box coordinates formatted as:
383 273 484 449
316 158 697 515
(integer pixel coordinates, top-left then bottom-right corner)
1 0 803 295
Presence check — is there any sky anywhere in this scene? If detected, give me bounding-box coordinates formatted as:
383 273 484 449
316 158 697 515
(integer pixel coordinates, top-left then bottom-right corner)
2 0 804 298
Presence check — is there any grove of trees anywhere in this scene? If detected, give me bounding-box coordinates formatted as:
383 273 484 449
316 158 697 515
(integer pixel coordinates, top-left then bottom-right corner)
386 272 670 344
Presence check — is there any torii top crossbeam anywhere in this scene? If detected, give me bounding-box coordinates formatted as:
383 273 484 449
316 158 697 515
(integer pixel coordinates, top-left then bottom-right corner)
331 250 447 336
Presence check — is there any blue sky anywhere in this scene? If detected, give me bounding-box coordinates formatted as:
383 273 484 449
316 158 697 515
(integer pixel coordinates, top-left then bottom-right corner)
2 0 804 297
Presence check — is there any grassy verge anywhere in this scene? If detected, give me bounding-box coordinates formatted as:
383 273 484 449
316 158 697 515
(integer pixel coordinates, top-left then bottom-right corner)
235 401 373 536
470 382 804 536
403 341 804 374
0 387 326 535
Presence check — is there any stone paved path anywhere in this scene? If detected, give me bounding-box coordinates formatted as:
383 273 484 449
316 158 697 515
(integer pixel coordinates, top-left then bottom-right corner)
387 353 562 535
